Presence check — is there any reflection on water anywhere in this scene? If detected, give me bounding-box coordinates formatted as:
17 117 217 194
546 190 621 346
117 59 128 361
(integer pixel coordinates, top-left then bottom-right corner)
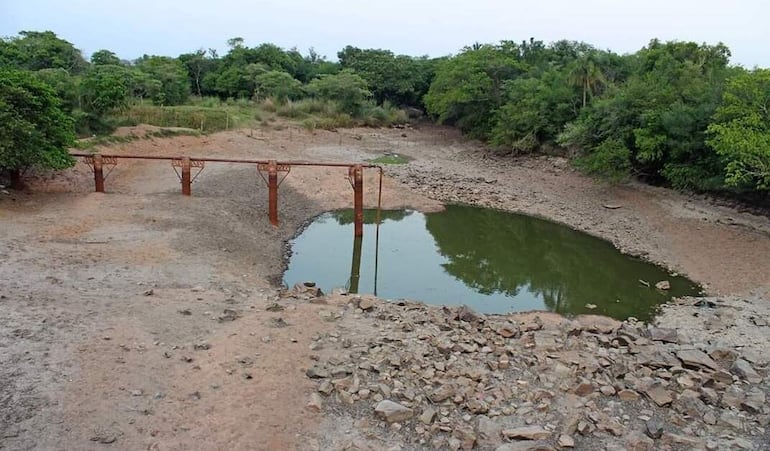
284 205 701 320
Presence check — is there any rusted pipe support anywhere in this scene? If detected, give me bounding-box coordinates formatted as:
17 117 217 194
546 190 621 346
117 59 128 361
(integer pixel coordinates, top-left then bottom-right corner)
181 157 191 195
268 160 279 226
352 164 364 237
93 154 105 193
69 152 380 168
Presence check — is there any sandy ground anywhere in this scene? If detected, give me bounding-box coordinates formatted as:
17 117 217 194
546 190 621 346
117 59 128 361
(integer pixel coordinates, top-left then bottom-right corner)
1 123 769 450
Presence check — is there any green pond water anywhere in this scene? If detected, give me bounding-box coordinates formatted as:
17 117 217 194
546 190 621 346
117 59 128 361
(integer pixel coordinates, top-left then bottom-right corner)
283 205 701 321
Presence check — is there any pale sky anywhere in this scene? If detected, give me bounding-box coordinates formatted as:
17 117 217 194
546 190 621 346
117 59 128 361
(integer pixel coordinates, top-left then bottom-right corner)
1 0 767 67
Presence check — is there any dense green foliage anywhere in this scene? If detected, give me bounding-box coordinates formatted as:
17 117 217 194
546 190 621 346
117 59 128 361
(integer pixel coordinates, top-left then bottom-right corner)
425 38 768 197
707 69 770 190
559 41 734 189
0 69 75 184
338 46 437 106
0 29 768 199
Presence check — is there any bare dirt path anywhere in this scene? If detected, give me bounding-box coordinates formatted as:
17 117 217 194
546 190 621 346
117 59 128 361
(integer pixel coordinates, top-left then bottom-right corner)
1 123 769 450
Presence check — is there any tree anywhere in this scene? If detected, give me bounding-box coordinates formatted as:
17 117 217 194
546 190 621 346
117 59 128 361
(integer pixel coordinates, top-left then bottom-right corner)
179 49 217 96
568 53 606 108
425 44 524 138
227 37 244 49
490 68 579 153
0 69 75 188
290 47 339 83
35 67 81 112
80 65 131 115
3 31 88 73
134 56 190 105
337 46 434 106
91 49 121 66
253 70 302 102
707 69 770 191
559 40 732 189
306 70 371 115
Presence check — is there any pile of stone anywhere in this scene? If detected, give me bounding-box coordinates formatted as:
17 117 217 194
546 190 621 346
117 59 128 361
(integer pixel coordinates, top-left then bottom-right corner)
303 296 768 450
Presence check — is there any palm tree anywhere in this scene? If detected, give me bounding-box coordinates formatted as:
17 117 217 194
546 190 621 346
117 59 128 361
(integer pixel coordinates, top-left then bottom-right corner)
569 53 606 108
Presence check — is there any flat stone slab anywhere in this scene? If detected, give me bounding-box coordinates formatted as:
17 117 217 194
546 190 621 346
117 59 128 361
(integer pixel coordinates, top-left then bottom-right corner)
677 349 719 371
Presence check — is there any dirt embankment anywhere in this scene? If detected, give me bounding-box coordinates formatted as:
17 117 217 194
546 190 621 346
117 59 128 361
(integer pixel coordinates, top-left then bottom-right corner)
1 123 768 450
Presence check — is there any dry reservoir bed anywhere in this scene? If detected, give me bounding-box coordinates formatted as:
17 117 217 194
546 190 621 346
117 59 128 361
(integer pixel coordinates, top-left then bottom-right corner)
1 124 769 450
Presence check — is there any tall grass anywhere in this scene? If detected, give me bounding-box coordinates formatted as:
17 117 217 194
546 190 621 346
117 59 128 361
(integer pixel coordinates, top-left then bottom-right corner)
114 106 233 132
109 96 410 134
275 98 407 130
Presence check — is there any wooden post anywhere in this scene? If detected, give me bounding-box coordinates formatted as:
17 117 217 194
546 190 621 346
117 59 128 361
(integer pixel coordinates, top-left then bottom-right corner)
268 160 278 226
94 154 105 193
353 164 364 237
181 156 191 195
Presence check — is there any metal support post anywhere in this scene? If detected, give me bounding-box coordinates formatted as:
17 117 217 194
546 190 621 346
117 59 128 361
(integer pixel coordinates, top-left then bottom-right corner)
268 160 278 226
181 156 191 195
94 154 105 193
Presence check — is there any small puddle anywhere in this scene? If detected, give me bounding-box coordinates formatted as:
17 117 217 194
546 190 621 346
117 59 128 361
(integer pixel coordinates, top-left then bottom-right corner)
284 205 701 321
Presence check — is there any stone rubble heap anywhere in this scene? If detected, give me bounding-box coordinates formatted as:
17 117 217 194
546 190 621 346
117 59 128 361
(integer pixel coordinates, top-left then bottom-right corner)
302 296 769 450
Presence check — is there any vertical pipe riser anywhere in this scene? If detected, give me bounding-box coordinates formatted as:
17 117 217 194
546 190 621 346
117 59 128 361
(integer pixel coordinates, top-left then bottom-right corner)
353 165 364 237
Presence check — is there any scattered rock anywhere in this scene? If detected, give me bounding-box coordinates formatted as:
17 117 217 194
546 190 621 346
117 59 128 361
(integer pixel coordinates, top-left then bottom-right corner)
90 430 118 444
454 305 480 323
643 383 674 406
318 380 333 396
648 327 678 343
294 282 324 298
429 385 455 403
574 380 594 396
660 432 704 448
359 298 376 311
618 389 640 401
557 434 575 448
677 349 719 371
419 407 436 425
374 400 413 423
741 387 766 413
290 288 768 450
599 385 616 396
477 415 501 444
730 358 762 383
645 417 664 439
718 410 742 430
306 393 323 412
721 385 746 409
576 315 621 333
218 308 240 322
502 425 551 440
626 433 655 451
495 441 555 451
655 280 671 290
306 366 330 379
